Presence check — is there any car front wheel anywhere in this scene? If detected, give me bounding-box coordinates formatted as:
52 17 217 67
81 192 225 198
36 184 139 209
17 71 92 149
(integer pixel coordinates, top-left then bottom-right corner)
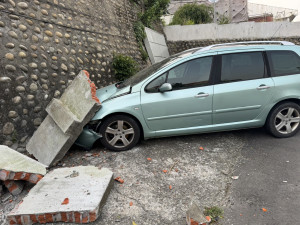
266 102 300 138
99 115 141 151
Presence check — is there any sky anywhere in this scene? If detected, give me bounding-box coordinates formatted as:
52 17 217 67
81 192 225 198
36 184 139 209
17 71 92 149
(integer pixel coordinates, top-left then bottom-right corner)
249 0 300 21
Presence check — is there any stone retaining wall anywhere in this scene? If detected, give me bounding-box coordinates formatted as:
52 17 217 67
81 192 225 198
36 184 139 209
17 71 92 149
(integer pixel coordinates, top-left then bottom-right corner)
0 0 143 151
167 37 300 55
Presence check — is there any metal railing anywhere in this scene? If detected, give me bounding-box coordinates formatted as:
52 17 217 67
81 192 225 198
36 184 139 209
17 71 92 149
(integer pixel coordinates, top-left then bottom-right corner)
195 41 295 52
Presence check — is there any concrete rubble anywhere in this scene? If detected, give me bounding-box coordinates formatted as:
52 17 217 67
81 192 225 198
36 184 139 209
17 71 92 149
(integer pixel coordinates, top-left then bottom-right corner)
7 166 113 225
26 70 101 166
186 202 211 225
0 145 47 195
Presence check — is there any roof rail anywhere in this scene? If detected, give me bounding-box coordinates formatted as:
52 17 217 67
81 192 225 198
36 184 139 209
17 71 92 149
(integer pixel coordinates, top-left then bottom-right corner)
196 41 295 53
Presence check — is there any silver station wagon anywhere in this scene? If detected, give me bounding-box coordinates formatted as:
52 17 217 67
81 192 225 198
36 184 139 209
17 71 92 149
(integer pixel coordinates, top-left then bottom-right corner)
76 41 300 151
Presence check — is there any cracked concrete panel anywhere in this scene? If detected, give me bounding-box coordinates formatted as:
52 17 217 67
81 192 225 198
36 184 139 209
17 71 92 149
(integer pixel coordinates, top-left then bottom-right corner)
0 145 47 177
26 71 101 166
7 166 113 224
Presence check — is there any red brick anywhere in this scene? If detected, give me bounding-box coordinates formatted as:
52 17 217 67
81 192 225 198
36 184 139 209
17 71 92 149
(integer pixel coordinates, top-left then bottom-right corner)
23 173 31 181
4 180 24 195
8 217 16 225
36 175 43 183
74 212 81 223
89 211 97 222
38 214 46 224
13 172 23 180
45 213 53 223
30 214 38 223
61 212 68 222
15 216 22 225
190 218 199 225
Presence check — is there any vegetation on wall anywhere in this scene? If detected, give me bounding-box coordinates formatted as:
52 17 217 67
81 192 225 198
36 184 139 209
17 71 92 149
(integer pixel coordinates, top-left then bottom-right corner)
132 0 170 61
141 0 170 27
112 54 138 81
170 3 213 25
218 14 230 25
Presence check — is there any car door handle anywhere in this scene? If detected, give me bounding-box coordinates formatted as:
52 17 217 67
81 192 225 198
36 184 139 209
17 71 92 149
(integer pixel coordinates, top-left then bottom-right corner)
195 92 209 98
257 85 270 90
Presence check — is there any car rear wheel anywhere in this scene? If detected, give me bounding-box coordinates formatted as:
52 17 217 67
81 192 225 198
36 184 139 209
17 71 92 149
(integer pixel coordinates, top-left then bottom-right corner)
266 102 300 138
99 115 140 151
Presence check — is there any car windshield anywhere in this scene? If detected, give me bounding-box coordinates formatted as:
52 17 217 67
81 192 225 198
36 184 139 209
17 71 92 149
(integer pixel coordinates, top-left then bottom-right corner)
118 49 199 89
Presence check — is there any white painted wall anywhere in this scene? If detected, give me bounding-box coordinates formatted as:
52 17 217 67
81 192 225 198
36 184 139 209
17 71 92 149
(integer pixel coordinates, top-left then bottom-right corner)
164 21 300 41
144 27 170 64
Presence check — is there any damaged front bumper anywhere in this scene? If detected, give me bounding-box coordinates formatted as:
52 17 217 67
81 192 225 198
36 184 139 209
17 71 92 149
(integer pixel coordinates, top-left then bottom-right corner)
75 127 102 150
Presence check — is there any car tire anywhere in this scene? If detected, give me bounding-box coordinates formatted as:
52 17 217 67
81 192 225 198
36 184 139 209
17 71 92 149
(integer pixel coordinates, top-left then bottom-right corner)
266 102 300 138
98 115 140 151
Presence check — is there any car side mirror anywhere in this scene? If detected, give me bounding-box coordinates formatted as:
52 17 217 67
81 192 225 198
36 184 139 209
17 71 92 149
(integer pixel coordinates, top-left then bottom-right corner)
159 83 172 93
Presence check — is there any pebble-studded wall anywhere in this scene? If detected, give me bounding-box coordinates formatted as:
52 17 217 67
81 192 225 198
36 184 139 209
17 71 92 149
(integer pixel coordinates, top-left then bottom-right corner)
0 0 144 151
167 38 300 55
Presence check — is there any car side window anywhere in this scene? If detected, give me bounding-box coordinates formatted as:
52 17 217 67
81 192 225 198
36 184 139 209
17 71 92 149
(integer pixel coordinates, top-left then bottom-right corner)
145 73 167 93
145 56 213 93
267 51 300 77
221 52 265 83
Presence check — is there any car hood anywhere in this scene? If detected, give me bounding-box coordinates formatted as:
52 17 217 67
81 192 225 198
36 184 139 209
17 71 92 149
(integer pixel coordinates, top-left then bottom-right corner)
96 84 131 102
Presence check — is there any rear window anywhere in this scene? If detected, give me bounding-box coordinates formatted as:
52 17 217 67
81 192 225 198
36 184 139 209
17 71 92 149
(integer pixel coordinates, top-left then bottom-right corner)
221 52 265 83
267 51 300 77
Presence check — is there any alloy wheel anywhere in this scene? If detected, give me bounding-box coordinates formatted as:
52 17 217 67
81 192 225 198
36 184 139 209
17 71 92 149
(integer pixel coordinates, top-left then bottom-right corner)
104 120 135 148
275 107 300 134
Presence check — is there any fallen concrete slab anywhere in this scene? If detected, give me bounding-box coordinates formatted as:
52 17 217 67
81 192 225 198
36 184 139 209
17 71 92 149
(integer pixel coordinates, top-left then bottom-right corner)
0 145 47 184
8 166 113 225
26 71 101 166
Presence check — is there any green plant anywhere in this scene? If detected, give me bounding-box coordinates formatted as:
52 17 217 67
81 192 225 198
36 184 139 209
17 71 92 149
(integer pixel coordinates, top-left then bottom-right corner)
132 0 170 61
134 21 146 43
141 0 170 27
183 19 195 25
112 54 138 81
218 14 230 25
133 21 148 61
170 3 213 25
203 206 224 223
139 45 148 61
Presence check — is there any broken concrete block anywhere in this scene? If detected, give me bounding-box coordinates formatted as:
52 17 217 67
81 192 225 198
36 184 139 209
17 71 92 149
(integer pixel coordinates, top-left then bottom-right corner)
8 166 113 225
26 71 101 166
186 202 211 225
0 145 46 184
4 180 25 196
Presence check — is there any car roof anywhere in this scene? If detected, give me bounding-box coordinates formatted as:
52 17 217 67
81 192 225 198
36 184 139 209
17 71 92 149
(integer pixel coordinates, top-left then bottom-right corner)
183 41 298 57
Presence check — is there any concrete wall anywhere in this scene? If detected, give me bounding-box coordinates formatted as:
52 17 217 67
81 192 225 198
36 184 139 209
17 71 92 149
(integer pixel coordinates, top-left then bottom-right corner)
164 21 300 41
144 27 169 64
0 0 143 151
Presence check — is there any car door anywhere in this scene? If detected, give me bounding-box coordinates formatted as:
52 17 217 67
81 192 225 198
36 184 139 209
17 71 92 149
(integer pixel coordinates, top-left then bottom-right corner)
213 50 275 125
141 55 215 133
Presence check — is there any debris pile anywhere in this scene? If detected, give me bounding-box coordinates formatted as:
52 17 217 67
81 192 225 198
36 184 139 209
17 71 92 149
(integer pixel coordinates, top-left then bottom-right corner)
186 202 211 225
7 166 113 225
0 145 47 196
26 70 101 167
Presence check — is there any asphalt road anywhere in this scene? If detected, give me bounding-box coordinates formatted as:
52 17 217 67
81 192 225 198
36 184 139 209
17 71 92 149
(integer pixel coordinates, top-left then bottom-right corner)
1 127 299 225
224 128 300 225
